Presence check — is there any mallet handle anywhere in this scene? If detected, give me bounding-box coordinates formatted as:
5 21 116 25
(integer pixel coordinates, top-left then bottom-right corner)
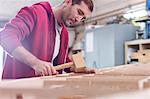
54 62 74 70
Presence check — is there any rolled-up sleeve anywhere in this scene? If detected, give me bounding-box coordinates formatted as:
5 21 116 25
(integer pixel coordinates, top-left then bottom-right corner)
0 6 36 54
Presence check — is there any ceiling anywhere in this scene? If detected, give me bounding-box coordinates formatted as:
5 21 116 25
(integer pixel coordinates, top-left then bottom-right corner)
88 0 146 24
0 0 61 20
93 0 145 16
0 0 146 24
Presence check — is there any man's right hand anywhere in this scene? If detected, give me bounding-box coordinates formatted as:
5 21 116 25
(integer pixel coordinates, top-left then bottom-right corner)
31 59 58 76
12 46 58 76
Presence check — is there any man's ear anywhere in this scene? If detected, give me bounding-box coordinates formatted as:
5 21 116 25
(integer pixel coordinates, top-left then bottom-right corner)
63 0 72 6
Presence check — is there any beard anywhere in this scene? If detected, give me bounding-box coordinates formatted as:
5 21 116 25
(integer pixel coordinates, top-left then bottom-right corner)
64 20 71 27
63 20 77 27
63 18 73 27
61 15 75 27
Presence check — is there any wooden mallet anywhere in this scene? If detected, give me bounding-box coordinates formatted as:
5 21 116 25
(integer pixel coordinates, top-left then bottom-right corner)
54 53 87 73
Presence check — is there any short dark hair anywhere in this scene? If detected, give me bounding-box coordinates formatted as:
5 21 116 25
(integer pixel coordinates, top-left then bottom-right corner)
72 0 94 12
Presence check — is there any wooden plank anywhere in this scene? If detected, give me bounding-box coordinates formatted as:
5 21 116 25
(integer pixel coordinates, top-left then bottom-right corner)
0 74 147 99
125 39 150 45
101 89 150 99
1 64 150 98
96 64 150 76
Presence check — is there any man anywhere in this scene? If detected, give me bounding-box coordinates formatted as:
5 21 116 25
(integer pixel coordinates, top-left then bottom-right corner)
0 0 94 79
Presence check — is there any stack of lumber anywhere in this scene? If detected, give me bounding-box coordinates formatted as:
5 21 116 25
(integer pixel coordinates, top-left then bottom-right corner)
1 64 150 99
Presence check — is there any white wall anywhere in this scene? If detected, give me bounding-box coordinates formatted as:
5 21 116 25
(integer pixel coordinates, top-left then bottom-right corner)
0 28 3 78
0 0 63 20
68 30 75 47
0 46 3 78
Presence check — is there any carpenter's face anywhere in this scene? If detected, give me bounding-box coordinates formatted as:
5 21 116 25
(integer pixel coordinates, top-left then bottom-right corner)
62 1 92 27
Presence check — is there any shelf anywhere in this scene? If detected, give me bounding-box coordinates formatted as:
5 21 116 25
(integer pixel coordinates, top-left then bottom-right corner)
125 39 150 64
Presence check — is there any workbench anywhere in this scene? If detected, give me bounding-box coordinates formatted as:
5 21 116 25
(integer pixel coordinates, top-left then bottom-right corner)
1 64 150 99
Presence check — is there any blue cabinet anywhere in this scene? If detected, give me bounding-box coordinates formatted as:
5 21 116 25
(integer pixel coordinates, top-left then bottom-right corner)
84 24 139 68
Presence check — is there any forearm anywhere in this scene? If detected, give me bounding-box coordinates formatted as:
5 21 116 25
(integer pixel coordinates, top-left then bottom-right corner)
11 46 58 76
12 46 38 67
